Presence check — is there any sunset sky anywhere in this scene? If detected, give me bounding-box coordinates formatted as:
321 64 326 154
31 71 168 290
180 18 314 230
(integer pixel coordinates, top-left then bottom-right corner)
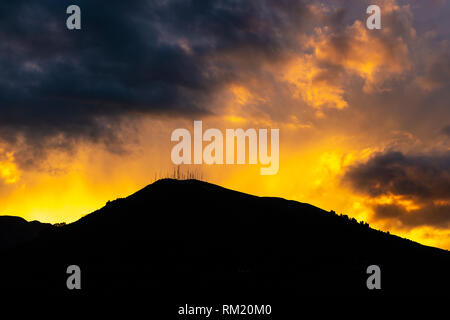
0 0 449 249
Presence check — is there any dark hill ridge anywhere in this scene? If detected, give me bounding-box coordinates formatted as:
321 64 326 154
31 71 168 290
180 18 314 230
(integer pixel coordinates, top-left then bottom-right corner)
0 216 53 252
0 178 448 296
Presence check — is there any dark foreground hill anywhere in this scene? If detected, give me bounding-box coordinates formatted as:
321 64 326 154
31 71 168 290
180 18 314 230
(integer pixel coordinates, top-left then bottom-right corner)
0 179 448 296
0 216 53 252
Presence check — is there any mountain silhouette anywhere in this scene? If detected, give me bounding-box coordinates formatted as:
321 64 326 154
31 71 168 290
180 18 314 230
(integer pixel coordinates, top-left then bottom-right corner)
0 216 53 252
0 179 448 296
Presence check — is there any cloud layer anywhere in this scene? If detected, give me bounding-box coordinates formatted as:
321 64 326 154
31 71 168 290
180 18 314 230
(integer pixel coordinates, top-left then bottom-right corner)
2 1 440 150
344 151 450 228
0 0 311 146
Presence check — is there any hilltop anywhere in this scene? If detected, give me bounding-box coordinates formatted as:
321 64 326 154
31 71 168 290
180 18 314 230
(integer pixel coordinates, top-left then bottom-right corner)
0 179 448 296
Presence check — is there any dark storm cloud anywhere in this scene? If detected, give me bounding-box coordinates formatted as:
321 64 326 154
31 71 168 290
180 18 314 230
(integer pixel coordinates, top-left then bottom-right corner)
373 202 450 229
0 0 308 148
343 151 450 228
344 151 450 199
419 49 450 91
443 125 450 137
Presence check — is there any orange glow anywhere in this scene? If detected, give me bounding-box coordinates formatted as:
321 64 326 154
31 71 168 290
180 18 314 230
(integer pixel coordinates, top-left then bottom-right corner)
311 20 410 92
0 149 20 184
370 195 422 212
230 84 253 105
0 127 447 250
282 56 348 110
